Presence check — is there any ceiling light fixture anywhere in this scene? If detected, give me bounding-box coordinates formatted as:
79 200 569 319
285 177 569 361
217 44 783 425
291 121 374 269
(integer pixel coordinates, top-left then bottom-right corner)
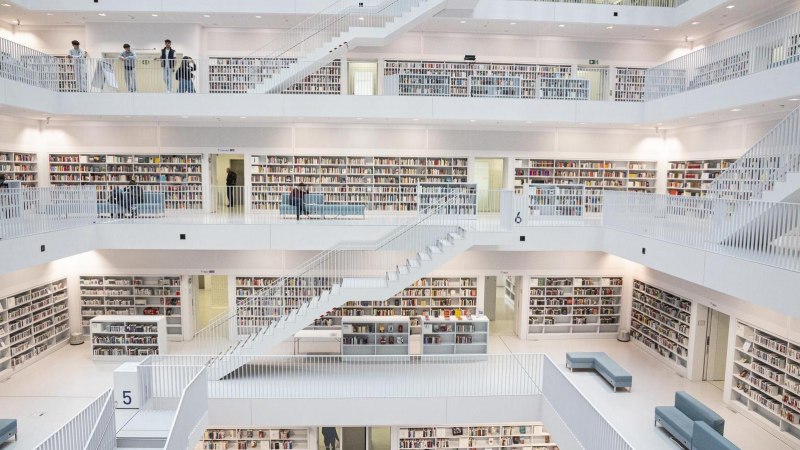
0 3 10 7
356 117 363 120
358 16 364 21
691 21 700 25
730 108 742 112
606 26 614 29
789 98 800 101
203 14 211 18
726 4 735 8
181 115 189 118
98 13 106 16
459 20 466 24
510 22 517 25
469 119 477 123
558 24 565 28
653 28 660 31
255 15 262 18
152 14 159 17
239 116 247 119
413 118 420 121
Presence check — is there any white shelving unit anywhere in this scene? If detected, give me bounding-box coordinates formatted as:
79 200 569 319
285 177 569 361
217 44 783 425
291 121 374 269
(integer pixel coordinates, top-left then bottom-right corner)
418 182 477 216
384 73 451 96
689 51 750 89
630 279 692 374
468 75 522 98
527 184 585 217
0 151 38 186
197 427 314 450
395 423 557 450
208 58 340 94
614 67 647 102
79 275 183 340
644 68 687 100
421 316 489 355
341 316 411 356
730 321 800 442
90 315 167 360
0 279 69 380
537 77 590 100
667 159 737 197
49 153 204 209
526 276 622 337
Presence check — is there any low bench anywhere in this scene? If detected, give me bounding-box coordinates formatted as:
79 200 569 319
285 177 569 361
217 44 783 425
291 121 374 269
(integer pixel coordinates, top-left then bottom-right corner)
565 352 632 392
655 391 738 449
0 419 16 444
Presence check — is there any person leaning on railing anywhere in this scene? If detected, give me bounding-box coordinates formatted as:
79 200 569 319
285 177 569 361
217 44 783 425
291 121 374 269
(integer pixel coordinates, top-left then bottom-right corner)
176 56 196 93
67 40 88 92
118 44 136 92
154 39 176 93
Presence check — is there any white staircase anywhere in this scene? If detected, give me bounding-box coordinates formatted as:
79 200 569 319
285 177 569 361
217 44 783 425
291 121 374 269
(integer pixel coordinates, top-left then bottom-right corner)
245 0 448 94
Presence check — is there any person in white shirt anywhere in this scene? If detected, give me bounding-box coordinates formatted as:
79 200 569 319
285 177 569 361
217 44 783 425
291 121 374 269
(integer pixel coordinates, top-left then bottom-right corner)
67 40 88 92
118 44 137 92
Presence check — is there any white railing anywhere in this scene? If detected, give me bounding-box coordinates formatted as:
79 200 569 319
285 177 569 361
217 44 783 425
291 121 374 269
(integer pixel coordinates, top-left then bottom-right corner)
707 107 800 201
163 367 209 450
138 359 206 411
603 191 800 272
521 0 686 5
645 11 800 100
0 186 99 240
0 37 62 89
33 389 116 450
541 358 634 450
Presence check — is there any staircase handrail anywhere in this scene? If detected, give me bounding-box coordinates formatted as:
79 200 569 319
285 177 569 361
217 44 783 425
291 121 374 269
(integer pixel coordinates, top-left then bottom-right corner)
707 106 800 200
193 190 469 346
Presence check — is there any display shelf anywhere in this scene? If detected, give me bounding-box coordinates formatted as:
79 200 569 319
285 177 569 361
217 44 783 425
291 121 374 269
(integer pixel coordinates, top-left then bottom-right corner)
397 423 557 450
0 278 69 379
418 183 477 216
197 427 312 450
514 159 657 213
341 316 410 356
384 73 451 96
208 57 340 94
469 75 521 98
537 77 589 100
308 277 478 334
667 159 737 197
614 67 647 102
79 275 183 340
49 153 204 209
421 316 489 355
730 321 800 442
90 315 167 360
526 276 622 337
527 184 585 217
644 68 687 100
630 280 692 373
250 155 468 212
0 151 38 186
689 51 750 89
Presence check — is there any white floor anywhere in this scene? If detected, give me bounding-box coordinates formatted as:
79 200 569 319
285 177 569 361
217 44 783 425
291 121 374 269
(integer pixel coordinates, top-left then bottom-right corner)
0 334 795 450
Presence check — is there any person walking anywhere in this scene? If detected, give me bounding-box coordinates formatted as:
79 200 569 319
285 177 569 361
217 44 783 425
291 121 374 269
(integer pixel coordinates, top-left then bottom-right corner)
155 39 176 93
225 167 237 207
118 44 137 92
67 40 88 92
289 183 308 220
176 56 196 93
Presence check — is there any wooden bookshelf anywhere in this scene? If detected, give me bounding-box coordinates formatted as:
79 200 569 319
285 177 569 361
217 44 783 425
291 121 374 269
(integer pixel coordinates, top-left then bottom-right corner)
250 155 468 212
421 316 489 355
614 67 647 102
90 315 167 360
0 151 37 186
0 279 69 380
630 279 692 373
49 153 204 209
667 159 736 196
526 276 622 337
342 316 410 356
79 275 183 340
397 423 557 450
198 427 312 450
731 321 800 442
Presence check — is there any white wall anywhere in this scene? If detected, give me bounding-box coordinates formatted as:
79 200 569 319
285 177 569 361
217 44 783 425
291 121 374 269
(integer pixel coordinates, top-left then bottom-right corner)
85 23 203 59
664 115 783 160
0 25 84 55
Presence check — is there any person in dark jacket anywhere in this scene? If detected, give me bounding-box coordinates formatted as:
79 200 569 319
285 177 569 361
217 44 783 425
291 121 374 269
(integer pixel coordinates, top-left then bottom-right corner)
289 183 307 220
176 56 196 93
225 167 237 207
155 39 176 92
321 427 339 450
126 179 143 217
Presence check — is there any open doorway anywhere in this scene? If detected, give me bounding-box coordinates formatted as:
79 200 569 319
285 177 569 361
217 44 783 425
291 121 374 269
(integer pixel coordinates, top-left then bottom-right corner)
475 158 504 212
483 274 518 336
211 154 245 211
101 51 183 93
192 275 229 330
702 307 731 391
576 66 609 101
348 61 378 95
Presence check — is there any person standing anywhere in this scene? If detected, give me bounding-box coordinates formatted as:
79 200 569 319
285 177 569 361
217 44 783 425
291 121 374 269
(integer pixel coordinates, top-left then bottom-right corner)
67 40 88 92
118 44 137 92
289 182 307 220
176 56 196 93
155 39 176 93
321 427 339 450
225 167 237 207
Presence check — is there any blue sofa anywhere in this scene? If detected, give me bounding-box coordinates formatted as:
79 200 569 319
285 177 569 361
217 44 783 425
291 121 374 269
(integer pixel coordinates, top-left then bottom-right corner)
0 419 16 443
98 191 166 218
655 391 736 449
280 193 365 219
565 352 632 392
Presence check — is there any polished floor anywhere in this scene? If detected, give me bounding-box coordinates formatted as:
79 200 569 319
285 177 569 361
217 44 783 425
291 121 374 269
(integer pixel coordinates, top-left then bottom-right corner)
0 333 794 450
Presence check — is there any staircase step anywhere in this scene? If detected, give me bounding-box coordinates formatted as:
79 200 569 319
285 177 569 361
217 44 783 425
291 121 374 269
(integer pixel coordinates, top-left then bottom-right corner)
439 239 453 247
397 264 410 275
428 245 443 254
387 271 399 281
341 278 387 288
408 258 421 268
449 232 464 240
418 252 432 261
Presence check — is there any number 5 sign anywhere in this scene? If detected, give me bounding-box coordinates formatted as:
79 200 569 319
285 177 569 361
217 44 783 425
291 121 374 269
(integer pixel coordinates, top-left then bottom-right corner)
114 362 141 409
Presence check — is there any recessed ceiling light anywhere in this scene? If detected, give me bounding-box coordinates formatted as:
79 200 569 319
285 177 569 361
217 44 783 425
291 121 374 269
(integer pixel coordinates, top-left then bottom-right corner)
691 21 700 25
0 4 10 7
152 14 159 17
203 14 211 18
558 24 565 28
689 116 697 119
413 118 420 121
46 13 53 15
239 116 247 119
606 26 614 29
459 20 466 24
181 115 189 118
510 22 517 25
726 5 735 8
255 15 262 19
789 98 800 101
730 108 742 112
525 121 533 124
653 28 660 31
356 117 363 120
469 119 477 123
358 17 364 21
98 13 106 16
579 122 586 125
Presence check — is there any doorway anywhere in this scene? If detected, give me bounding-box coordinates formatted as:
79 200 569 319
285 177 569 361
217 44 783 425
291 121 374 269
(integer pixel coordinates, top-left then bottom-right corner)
484 274 518 336
576 66 609 101
211 154 245 211
475 158 504 212
101 51 183 93
348 61 378 95
192 275 229 330
702 307 731 391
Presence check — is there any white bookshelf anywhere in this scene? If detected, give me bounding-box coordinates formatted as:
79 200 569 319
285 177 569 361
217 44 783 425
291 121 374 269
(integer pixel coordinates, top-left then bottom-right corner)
469 75 522 98
731 321 800 442
396 423 557 450
250 155 468 212
527 276 622 337
630 279 692 373
0 279 69 380
527 184 585 217
309 277 478 335
197 427 313 450
537 77 589 100
418 182 477 216
342 316 411 356
208 58 341 94
49 153 204 209
421 316 489 355
79 275 183 340
644 68 687 100
667 159 736 197
614 67 647 102
0 151 38 186
90 315 167 360
384 73 451 96
689 51 750 89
